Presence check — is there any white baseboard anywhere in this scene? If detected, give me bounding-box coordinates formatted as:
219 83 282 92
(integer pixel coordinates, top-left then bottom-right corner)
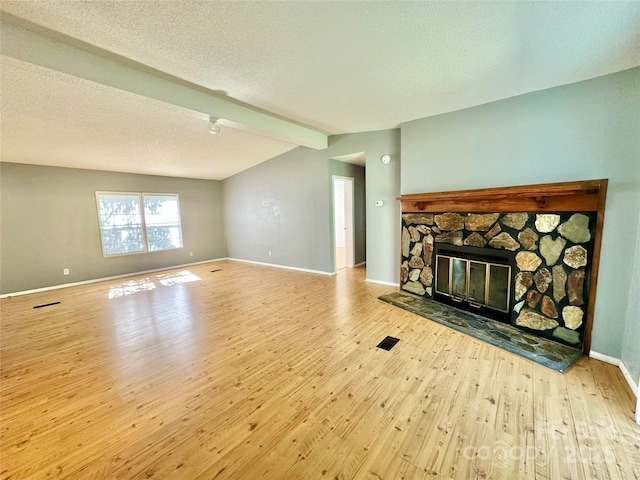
1 258 343 298
589 351 620 366
620 361 639 398
590 351 638 397
365 278 400 287
227 258 335 276
0 258 227 298
355 261 367 267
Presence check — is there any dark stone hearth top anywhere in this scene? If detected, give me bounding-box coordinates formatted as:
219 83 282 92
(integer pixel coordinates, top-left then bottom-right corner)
379 291 582 373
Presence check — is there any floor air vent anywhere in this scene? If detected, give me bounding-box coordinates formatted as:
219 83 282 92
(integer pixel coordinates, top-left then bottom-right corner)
376 336 400 351
33 301 60 309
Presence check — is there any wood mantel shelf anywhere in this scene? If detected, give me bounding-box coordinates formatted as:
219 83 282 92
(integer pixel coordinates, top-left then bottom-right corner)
397 179 608 355
398 179 607 213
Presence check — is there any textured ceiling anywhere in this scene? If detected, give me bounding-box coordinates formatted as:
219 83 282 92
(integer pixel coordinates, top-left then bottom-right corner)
0 56 297 180
1 1 639 179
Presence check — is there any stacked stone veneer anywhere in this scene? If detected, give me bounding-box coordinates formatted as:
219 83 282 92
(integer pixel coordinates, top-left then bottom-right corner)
401 211 595 347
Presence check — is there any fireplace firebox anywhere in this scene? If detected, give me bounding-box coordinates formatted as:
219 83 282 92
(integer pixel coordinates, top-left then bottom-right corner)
434 245 513 322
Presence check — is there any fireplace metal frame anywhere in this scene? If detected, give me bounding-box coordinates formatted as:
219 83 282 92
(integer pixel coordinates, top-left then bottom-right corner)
433 244 514 322
434 254 512 313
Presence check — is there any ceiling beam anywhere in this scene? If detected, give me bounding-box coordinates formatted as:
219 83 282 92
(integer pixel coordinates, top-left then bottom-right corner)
0 16 328 150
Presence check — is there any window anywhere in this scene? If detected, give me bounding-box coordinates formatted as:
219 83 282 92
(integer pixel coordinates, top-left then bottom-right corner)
96 192 183 256
144 194 183 251
96 193 146 256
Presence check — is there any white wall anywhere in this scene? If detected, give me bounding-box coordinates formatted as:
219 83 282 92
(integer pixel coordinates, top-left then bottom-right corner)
333 178 346 248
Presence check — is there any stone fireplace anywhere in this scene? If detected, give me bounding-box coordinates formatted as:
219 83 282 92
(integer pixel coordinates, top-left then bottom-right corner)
397 180 608 354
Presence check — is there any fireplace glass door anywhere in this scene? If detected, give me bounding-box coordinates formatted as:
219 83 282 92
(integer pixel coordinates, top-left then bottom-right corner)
435 254 511 313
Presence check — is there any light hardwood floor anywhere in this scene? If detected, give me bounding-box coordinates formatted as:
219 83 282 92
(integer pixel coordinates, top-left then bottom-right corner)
1 261 638 479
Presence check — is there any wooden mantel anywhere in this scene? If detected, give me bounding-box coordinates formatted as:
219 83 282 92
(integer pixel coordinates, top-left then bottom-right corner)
398 179 608 213
398 179 608 355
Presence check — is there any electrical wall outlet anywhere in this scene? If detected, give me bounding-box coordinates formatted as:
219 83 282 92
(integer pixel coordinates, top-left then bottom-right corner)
189 251 193 257
268 251 272 257
63 268 70 275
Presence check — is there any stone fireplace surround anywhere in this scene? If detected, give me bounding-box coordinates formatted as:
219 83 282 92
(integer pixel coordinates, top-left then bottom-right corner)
396 180 608 355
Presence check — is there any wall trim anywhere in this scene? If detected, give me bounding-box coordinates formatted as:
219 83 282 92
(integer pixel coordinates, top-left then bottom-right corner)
227 258 335 276
0 258 227 298
1 257 351 298
355 261 367 267
590 351 638 397
619 361 639 398
366 278 400 287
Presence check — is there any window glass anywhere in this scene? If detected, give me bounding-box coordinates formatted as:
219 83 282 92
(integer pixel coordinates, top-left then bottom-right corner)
97 193 145 256
144 194 183 251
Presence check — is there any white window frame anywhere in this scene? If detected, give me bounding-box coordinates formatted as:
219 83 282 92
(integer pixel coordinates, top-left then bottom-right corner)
95 191 183 257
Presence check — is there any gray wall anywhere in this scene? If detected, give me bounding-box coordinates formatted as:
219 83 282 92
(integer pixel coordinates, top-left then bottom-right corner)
622 200 640 385
400 67 640 361
328 159 366 267
222 146 333 272
222 129 401 283
328 130 401 284
0 162 226 294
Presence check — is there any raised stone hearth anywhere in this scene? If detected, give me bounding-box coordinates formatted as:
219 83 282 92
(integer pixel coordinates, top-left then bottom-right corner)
379 291 582 372
396 180 608 356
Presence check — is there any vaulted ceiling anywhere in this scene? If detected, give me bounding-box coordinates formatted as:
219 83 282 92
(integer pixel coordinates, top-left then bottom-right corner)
1 1 638 180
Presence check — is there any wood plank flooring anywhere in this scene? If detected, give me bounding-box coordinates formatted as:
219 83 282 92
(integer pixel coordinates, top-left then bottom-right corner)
1 261 639 479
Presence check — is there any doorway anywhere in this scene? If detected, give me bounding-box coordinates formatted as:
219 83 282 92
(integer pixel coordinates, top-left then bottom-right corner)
333 176 355 271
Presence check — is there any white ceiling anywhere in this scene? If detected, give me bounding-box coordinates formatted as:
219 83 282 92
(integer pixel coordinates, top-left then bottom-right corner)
1 1 639 180
0 56 298 180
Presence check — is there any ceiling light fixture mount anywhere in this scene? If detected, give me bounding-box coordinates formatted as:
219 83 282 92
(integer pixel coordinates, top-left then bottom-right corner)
208 116 221 135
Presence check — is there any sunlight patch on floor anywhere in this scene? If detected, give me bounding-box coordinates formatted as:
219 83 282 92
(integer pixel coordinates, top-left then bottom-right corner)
108 271 200 298
157 270 201 286
108 278 156 299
